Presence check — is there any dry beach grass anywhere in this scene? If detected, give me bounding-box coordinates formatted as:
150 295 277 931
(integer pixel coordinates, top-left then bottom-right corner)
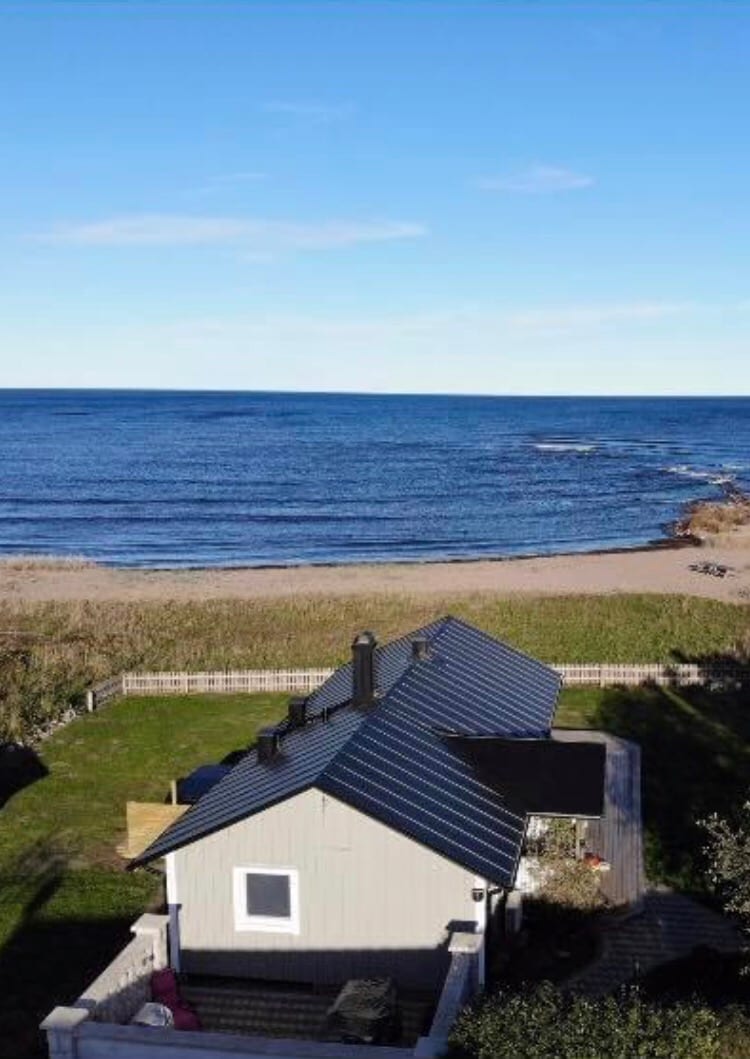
0 592 748 741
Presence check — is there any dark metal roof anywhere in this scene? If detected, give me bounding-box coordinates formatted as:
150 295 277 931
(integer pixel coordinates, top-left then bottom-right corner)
305 616 450 717
381 616 561 736
320 708 528 883
132 616 566 885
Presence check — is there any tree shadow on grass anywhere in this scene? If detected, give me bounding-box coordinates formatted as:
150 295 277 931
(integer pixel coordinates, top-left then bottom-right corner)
591 673 750 891
0 744 47 810
0 845 149 1059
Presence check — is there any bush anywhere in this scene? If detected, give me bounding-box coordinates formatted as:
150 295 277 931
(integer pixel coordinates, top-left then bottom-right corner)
450 983 730 1059
702 798 750 935
524 820 604 910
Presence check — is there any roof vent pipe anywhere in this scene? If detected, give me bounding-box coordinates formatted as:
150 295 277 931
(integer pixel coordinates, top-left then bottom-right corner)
288 697 308 728
352 631 377 707
412 636 430 661
257 727 281 763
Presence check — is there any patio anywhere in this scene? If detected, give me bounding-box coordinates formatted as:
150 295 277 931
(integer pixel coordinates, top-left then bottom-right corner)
41 916 476 1059
180 977 435 1045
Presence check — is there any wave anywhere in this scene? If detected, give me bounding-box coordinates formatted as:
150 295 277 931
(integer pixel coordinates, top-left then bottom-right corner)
533 442 596 454
664 465 736 486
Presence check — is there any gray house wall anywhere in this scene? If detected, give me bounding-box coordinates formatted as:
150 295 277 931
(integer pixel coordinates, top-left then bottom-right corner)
174 788 479 989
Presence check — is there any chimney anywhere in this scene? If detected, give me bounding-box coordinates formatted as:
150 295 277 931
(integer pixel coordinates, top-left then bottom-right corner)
411 635 430 661
352 631 377 707
257 727 281 763
288 696 308 728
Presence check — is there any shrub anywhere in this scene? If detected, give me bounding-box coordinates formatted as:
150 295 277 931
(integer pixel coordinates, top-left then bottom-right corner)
524 820 604 910
702 797 750 930
450 983 728 1059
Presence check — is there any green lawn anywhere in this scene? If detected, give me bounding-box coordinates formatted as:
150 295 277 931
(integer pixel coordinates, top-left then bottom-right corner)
0 693 289 1058
3 682 750 1056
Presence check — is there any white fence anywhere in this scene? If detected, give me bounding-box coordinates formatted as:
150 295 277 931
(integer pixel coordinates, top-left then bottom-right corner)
123 669 334 697
86 661 748 711
42 1020 415 1059
555 661 747 687
74 914 168 1024
87 669 336 710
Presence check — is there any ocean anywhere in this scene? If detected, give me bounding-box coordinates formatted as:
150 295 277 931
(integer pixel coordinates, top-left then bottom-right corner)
0 390 747 569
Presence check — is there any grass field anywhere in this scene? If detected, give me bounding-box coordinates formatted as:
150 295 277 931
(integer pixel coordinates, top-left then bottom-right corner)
2 593 748 739
3 679 750 1055
0 693 287 1058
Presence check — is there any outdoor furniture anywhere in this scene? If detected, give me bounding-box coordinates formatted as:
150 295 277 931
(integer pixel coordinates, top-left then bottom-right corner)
320 978 400 1044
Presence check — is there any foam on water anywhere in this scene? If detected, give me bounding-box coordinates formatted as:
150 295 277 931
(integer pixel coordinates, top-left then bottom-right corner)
664 465 736 487
533 442 597 454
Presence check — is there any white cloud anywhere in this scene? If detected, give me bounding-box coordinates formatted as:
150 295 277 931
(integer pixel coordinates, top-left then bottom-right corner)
140 301 702 358
211 171 267 185
503 301 695 332
184 171 268 198
475 165 595 193
259 100 355 123
30 214 427 252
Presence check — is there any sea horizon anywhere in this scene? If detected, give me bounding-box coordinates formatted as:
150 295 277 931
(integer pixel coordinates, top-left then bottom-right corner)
0 387 746 399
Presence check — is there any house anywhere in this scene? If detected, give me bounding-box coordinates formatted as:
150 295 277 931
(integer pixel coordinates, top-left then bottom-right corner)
128 616 610 993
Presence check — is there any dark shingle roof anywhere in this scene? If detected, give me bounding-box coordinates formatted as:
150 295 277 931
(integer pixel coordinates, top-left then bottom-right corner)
131 616 564 885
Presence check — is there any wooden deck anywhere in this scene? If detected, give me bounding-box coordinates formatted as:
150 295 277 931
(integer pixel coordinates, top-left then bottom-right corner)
552 728 644 907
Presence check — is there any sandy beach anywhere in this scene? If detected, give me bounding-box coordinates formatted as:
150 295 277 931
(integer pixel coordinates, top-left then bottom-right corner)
1 530 749 604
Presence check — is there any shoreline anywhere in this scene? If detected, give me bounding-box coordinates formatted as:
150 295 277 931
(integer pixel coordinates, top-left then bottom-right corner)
0 495 747 605
0 479 730 576
0 533 747 604
0 524 701 576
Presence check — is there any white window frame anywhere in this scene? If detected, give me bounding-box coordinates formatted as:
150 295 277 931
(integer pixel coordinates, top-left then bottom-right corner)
233 866 300 934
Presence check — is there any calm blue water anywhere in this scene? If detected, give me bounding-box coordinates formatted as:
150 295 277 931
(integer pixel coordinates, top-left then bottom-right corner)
0 390 747 568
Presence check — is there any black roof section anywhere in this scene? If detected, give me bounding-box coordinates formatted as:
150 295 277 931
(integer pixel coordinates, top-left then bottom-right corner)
132 616 572 885
445 735 606 818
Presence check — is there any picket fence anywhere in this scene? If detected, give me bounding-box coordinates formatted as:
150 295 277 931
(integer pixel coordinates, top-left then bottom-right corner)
85 661 748 711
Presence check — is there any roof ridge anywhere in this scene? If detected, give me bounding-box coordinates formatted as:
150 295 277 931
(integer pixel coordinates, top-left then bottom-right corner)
441 614 562 683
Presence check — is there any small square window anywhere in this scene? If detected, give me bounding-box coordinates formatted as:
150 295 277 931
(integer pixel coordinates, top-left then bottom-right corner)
233 867 299 934
246 872 290 919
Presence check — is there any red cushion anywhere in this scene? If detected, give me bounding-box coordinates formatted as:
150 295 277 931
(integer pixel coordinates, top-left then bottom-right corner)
172 1004 202 1032
151 968 178 1000
150 968 202 1031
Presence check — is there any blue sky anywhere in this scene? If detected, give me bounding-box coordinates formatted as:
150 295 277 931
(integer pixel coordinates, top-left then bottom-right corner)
1 1 748 394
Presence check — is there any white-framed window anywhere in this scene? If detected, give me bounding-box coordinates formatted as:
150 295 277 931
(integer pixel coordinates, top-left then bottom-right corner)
233 866 300 934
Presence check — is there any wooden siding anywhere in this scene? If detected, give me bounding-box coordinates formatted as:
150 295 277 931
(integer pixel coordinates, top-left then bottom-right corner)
174 788 477 989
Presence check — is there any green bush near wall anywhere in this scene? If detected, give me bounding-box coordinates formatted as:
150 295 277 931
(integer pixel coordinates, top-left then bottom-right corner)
450 983 750 1059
